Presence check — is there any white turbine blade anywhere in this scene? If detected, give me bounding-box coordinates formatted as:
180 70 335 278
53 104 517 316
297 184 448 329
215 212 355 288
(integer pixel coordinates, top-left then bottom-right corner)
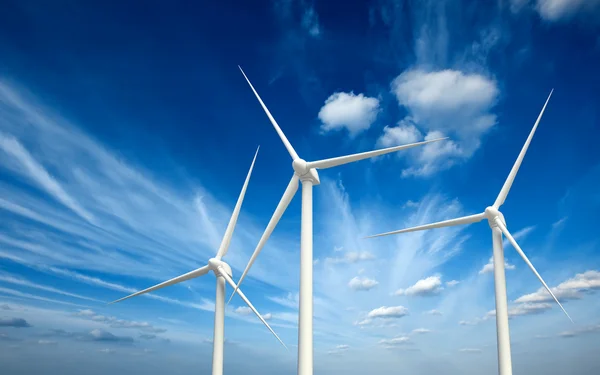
494 90 553 209
495 219 573 323
365 213 485 239
306 137 447 170
238 66 299 160
216 146 260 259
219 270 288 350
108 265 210 304
227 174 299 304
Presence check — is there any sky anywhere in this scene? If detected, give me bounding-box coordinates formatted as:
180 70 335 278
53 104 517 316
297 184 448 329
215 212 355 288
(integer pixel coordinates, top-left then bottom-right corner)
1 0 600 374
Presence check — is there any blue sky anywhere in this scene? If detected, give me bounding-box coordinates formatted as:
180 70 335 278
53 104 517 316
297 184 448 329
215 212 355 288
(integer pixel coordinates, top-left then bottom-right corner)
1 0 600 374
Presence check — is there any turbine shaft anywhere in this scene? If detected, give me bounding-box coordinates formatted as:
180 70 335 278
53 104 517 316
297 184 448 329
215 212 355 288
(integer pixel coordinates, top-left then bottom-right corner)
495 219 573 322
365 212 485 239
307 137 448 170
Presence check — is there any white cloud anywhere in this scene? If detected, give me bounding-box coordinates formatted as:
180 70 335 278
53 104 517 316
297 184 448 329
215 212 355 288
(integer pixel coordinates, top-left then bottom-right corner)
515 270 600 303
552 217 568 230
411 328 431 334
479 256 516 275
446 280 460 287
262 313 272 321
0 133 95 224
318 92 380 136
327 344 350 355
301 6 321 37
379 336 411 348
486 303 553 318
367 306 409 319
424 309 443 316
459 348 482 353
376 118 423 148
394 275 444 296
515 0 600 22
559 324 600 338
348 276 379 291
325 251 375 264
235 306 252 315
386 68 499 177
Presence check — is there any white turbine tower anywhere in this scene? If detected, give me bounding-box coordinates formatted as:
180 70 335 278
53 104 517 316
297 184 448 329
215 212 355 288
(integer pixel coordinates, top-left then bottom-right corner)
365 90 572 375
108 147 286 375
230 66 448 375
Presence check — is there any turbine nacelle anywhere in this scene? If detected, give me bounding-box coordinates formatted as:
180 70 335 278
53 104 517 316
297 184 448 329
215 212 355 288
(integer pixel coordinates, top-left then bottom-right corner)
485 206 506 228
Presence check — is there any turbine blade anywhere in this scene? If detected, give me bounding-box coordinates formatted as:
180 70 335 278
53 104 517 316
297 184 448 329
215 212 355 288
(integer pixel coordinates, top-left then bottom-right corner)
494 90 553 209
495 219 573 323
365 213 485 239
219 270 288 350
227 174 299 304
216 146 260 259
238 66 299 160
306 137 447 170
108 266 210 305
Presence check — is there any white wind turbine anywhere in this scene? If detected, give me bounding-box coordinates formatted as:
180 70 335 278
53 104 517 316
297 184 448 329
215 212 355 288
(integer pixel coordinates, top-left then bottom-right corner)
365 90 572 375
229 66 448 375
108 147 286 375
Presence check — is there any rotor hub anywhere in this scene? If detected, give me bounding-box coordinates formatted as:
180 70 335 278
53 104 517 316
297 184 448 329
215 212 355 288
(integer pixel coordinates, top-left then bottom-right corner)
292 158 309 176
485 206 506 228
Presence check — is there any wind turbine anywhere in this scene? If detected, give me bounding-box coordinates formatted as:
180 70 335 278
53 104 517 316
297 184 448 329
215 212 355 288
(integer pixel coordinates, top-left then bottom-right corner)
365 90 572 375
108 147 286 375
230 66 448 375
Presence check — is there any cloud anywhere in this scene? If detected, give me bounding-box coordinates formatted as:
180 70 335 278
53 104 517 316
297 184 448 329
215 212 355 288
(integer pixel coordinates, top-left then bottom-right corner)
394 275 444 296
318 92 380 136
0 132 95 223
511 0 600 22
446 280 460 287
486 303 553 318
327 344 350 355
37 339 58 345
411 328 431 334
378 336 411 349
385 69 499 177
552 217 568 231
358 306 409 326
424 309 443 316
98 348 117 354
139 334 157 340
348 276 379 291
0 274 102 303
376 119 423 147
88 329 134 343
515 270 600 303
459 348 482 353
262 313 273 321
1 304 11 310
479 256 516 275
74 309 166 334
235 306 252 315
324 251 375 264
0 317 31 327
301 4 320 37
559 324 600 338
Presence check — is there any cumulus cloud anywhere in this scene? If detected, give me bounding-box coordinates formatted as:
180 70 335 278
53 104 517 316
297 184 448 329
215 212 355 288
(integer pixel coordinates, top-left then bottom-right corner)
357 306 409 326
0 317 31 328
327 344 350 355
88 329 134 343
383 69 499 177
262 313 273 321
446 280 459 287
394 275 444 296
515 270 600 303
348 276 379 291
379 336 415 350
318 92 380 136
486 303 553 318
74 309 166 334
479 256 516 275
235 306 252 315
424 309 443 316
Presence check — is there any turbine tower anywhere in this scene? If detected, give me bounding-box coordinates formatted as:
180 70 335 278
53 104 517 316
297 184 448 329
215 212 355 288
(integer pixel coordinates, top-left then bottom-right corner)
365 90 572 375
108 147 286 375
230 66 448 375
